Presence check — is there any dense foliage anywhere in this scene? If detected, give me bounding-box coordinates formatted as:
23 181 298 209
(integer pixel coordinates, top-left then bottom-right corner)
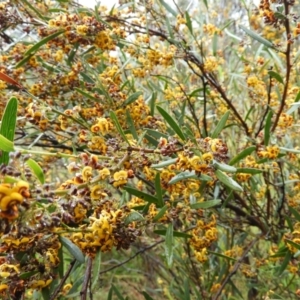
1 0 300 299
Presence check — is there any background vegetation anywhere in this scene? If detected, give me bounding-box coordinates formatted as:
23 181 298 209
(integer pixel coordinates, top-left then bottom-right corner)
0 0 300 299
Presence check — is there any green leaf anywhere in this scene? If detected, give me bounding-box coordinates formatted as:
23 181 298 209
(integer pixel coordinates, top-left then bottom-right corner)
122 91 143 107
20 0 49 20
14 53 35 68
123 186 160 206
286 239 300 251
59 236 85 263
159 0 177 16
240 25 275 49
0 135 14 152
110 111 130 145
165 224 174 267
168 171 212 184
26 158 45 184
156 106 186 141
65 275 85 298
91 250 101 290
264 110 273 146
155 173 164 208
0 97 18 165
151 158 177 169
124 211 145 225
276 250 291 275
112 285 126 300
215 170 243 192
75 88 99 101
211 111 230 138
268 70 284 84
190 199 221 209
236 168 263 174
58 246 64 278
153 205 168 222
41 287 50 300
142 291 154 300
208 251 237 261
279 147 300 154
25 30 65 56
289 206 300 222
185 12 193 35
149 92 157 116
67 43 79 65
126 110 138 140
213 161 237 173
155 229 192 238
229 146 256 166
183 278 191 300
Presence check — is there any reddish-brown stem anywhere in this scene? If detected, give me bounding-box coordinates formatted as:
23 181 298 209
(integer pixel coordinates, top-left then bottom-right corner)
271 1 291 132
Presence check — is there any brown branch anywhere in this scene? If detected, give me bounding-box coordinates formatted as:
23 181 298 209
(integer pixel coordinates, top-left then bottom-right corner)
212 235 261 300
50 259 76 300
271 1 291 132
99 239 165 275
80 256 93 300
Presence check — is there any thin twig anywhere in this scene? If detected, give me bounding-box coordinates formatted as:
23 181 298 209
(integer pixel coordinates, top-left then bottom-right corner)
80 256 93 300
212 235 261 300
50 259 76 300
271 0 291 132
99 239 165 275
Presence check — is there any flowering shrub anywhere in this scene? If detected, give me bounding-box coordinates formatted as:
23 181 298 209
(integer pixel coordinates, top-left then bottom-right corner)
0 0 300 299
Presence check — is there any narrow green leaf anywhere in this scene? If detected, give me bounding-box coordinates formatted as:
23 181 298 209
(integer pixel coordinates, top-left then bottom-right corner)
112 285 126 300
185 12 193 35
125 110 138 140
124 211 145 225
75 88 99 101
142 291 154 300
146 129 168 140
211 111 230 138
208 251 237 261
58 245 64 278
289 206 300 222
65 276 85 298
110 111 130 145
159 0 177 16
41 288 50 300
26 158 45 184
277 250 292 275
21 0 49 20
279 147 300 154
213 161 237 173
151 158 177 169
268 70 284 84
25 30 65 56
14 53 35 68
215 170 243 192
183 278 191 300
0 135 14 152
236 168 263 174
285 239 300 250
155 230 192 238
19 270 39 279
153 205 168 222
229 146 256 166
168 170 212 184
155 173 164 208
0 97 18 165
107 286 113 300
123 186 160 206
270 246 288 258
157 106 186 141
91 250 101 290
190 199 221 209
122 91 143 107
165 224 174 267
240 25 275 49
59 236 85 263
67 43 79 65
149 92 157 116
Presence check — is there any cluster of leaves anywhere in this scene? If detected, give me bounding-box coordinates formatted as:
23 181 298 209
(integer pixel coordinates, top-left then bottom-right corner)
1 0 300 299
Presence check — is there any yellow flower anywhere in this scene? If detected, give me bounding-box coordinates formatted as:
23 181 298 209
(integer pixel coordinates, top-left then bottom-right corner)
113 170 128 187
82 166 93 181
98 168 110 180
